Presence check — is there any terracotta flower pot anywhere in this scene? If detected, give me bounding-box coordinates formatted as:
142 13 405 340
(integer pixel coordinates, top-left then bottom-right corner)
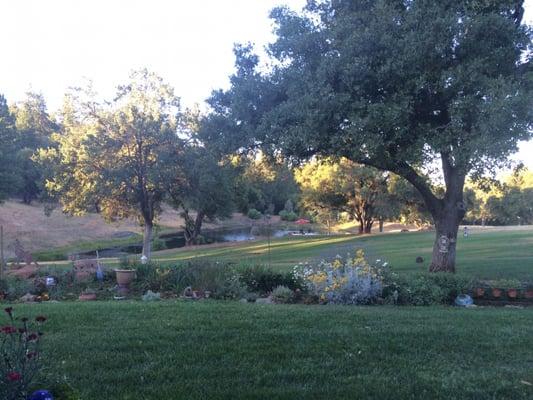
507 288 518 299
473 287 485 298
79 293 97 301
114 269 136 286
491 288 502 299
525 289 533 299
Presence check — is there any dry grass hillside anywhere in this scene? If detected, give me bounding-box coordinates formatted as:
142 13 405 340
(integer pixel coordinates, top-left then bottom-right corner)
0 200 251 258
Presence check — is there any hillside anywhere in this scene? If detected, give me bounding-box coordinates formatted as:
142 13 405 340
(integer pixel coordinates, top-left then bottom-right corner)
0 200 251 258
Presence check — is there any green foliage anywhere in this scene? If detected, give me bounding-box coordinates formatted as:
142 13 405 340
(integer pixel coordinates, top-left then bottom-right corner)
295 158 399 232
0 308 47 400
39 70 186 258
204 0 533 271
171 145 236 245
246 208 262 220
382 272 473 306
233 155 299 214
10 92 56 204
239 265 305 294
0 95 18 202
279 210 297 221
271 285 294 304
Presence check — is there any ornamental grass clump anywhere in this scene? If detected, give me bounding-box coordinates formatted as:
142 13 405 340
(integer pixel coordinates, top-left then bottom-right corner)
0 308 46 400
297 250 384 305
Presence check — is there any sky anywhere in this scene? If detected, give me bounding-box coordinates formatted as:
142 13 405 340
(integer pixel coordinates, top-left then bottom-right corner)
0 0 532 169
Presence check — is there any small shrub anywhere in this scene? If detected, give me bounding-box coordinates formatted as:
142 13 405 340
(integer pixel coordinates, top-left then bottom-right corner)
134 263 178 292
298 250 383 305
382 272 473 305
240 265 305 294
271 285 294 304
279 210 298 221
247 209 262 220
142 290 161 301
212 274 248 300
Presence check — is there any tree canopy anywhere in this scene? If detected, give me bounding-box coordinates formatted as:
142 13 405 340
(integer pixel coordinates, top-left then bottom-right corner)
202 0 533 272
40 70 185 258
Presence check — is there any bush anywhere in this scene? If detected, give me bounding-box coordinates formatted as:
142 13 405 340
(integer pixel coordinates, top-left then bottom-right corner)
298 250 383 305
283 199 294 213
382 272 473 305
247 208 262 220
271 285 294 304
279 210 298 221
211 274 247 300
133 263 179 292
240 265 305 294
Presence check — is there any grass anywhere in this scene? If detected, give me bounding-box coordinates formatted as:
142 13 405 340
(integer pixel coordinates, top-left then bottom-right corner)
148 228 533 280
11 301 533 399
39 227 533 280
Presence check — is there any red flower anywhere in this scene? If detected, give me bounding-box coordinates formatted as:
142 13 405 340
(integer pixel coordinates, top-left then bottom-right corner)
35 316 47 323
26 351 38 359
1 326 17 334
27 333 38 342
4 307 13 316
7 371 21 381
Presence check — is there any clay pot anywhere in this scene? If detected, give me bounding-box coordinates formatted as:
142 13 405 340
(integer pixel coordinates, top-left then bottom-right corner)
491 288 502 299
473 288 485 298
507 288 518 299
114 269 136 286
525 289 533 299
79 293 97 301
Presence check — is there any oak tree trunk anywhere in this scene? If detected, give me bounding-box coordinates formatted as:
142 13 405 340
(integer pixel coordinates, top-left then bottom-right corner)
364 219 373 234
357 219 364 234
142 222 153 260
184 211 205 246
429 207 461 273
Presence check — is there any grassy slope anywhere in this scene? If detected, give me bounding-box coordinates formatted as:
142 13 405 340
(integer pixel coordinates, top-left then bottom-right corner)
15 301 533 399
149 228 533 280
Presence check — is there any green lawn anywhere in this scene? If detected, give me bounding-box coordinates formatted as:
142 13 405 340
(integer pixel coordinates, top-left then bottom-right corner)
148 228 533 280
13 301 533 399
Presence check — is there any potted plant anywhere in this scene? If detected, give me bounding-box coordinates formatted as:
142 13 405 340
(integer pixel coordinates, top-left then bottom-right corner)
79 288 97 301
525 284 533 300
491 279 522 300
501 279 522 300
472 281 487 298
114 267 136 295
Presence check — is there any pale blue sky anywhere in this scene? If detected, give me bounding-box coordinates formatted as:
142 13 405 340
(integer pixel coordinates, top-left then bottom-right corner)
1 0 531 168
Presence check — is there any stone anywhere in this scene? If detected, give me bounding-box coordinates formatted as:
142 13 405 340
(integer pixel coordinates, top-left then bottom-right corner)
20 293 37 302
256 297 273 304
142 290 161 301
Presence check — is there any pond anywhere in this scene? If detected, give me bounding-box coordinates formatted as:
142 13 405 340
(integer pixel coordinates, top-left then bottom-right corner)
77 226 319 259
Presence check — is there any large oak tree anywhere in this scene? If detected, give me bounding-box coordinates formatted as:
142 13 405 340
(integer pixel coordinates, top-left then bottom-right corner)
202 0 532 272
